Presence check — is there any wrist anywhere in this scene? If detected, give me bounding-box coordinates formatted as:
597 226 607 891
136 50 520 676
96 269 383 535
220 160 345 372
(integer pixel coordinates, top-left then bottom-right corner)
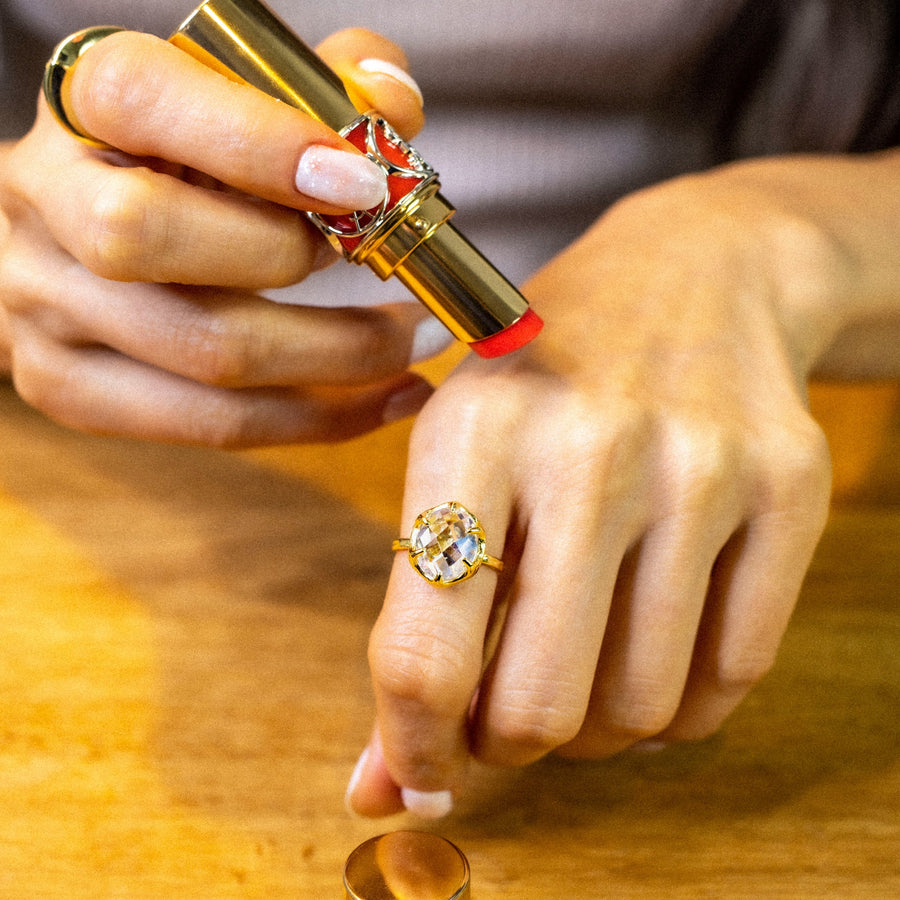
709 151 900 380
584 167 848 383
695 162 854 379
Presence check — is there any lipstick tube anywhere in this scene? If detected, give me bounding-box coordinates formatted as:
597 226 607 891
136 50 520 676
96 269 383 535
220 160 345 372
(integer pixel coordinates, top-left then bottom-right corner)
171 0 542 357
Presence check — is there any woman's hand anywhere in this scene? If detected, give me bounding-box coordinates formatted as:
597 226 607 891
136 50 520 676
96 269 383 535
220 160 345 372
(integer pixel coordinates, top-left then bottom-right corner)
0 29 441 445
346 159 876 817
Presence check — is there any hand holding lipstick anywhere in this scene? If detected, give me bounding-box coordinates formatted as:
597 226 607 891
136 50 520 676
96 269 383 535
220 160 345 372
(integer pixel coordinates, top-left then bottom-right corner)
0 28 445 444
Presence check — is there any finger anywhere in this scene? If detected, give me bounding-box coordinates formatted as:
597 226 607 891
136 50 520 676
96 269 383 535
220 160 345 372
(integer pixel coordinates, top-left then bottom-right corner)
1 236 445 389
64 31 387 213
366 401 516 814
555 424 750 759
10 328 433 447
345 726 405 819
556 514 736 759
658 440 831 741
85 289 447 389
318 29 425 140
469 496 637 768
20 119 324 288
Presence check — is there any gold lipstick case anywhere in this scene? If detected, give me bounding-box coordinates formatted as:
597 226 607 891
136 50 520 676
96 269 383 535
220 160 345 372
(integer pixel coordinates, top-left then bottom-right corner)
171 0 542 357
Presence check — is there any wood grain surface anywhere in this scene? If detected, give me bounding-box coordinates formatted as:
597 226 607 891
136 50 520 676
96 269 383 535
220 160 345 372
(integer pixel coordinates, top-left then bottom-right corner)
0 379 897 899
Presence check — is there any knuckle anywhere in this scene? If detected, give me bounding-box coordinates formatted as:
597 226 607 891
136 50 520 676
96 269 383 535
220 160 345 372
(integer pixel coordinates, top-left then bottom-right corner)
602 688 679 741
762 421 832 519
79 172 158 280
74 34 161 142
256 219 318 289
408 382 503 466
369 624 476 715
183 399 260 449
10 357 49 415
190 331 254 389
12 345 79 428
171 306 257 388
664 425 739 515
329 308 400 381
489 694 584 757
0 251 38 317
544 400 653 501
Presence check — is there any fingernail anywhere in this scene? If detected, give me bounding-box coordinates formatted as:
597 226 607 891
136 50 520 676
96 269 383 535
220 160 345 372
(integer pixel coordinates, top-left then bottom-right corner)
344 746 369 815
400 788 454 819
410 316 454 364
295 145 387 210
630 739 670 754
358 58 424 106
382 380 432 425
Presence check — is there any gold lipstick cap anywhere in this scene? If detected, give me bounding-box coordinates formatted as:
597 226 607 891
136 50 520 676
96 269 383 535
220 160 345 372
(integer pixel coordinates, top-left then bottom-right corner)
171 0 542 357
343 832 471 900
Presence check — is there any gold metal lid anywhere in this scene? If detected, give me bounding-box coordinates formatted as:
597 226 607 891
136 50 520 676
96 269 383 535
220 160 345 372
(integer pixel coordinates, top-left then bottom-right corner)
344 832 471 900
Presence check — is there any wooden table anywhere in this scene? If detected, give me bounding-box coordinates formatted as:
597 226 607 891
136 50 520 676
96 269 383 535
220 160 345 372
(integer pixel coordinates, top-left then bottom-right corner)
0 378 897 899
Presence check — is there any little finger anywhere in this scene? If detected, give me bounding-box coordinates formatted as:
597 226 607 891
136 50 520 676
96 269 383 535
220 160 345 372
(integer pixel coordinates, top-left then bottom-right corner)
658 475 831 741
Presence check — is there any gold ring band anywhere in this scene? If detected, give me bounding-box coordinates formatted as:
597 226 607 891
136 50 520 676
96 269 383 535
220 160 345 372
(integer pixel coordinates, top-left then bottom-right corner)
393 501 503 587
43 26 125 148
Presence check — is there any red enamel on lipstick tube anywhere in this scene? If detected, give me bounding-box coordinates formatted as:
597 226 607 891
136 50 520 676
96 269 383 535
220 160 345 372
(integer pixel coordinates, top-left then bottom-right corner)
171 0 542 357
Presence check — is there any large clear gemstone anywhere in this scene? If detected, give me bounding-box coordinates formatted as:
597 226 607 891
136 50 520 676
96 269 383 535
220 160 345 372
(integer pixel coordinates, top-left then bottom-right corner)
409 502 484 585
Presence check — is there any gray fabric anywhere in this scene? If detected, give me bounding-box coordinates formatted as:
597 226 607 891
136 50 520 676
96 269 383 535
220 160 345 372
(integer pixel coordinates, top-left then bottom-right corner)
1 0 897 303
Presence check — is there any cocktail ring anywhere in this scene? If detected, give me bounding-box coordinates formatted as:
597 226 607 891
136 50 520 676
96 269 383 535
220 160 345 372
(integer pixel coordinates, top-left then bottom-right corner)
43 26 125 148
392 501 503 587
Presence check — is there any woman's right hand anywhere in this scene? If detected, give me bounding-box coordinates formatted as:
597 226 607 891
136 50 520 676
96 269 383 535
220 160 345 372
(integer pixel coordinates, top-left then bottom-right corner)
0 29 441 446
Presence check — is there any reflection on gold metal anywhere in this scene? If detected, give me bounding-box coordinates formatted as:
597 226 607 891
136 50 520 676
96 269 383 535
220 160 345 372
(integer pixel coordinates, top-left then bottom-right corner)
43 26 125 148
171 0 537 350
344 832 471 900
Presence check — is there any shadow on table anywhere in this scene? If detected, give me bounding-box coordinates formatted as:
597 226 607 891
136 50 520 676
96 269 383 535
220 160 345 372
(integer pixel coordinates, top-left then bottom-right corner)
0 384 896 840
0 385 387 823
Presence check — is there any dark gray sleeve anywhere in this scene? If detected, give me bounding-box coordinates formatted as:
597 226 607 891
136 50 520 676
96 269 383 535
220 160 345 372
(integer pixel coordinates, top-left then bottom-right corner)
0 5 54 139
690 0 900 158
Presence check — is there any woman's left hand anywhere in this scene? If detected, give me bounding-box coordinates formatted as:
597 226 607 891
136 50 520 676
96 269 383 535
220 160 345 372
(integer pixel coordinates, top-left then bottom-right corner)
347 164 842 817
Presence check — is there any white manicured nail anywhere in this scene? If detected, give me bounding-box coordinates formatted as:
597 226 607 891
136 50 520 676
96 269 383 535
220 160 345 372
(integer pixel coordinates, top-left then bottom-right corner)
400 788 454 819
344 746 369 814
410 316 454 364
358 58 424 106
295 145 387 210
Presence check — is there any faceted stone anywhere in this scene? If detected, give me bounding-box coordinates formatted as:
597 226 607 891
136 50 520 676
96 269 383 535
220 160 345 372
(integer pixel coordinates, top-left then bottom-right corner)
409 502 484 585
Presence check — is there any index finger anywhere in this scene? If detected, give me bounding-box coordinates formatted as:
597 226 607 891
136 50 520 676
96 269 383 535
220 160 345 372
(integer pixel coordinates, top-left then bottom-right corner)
64 31 386 213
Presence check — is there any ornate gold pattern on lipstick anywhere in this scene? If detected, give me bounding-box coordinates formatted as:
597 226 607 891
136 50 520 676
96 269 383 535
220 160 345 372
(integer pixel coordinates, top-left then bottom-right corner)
310 114 439 261
172 0 541 353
